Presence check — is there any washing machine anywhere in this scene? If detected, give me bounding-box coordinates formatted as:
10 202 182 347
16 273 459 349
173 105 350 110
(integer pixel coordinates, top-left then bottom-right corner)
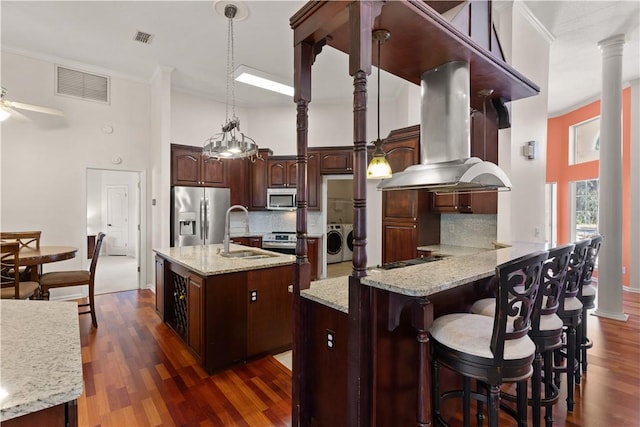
326 224 344 264
342 223 353 261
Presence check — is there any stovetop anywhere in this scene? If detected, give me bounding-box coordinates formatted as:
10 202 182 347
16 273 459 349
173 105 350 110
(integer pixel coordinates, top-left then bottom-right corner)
377 255 448 270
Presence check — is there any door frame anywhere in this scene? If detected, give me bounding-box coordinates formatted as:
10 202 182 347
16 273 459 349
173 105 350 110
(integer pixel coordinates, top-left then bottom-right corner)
84 167 147 290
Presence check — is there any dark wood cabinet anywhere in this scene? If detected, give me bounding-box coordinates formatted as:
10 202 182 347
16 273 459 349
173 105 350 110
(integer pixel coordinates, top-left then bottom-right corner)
171 144 228 187
268 157 297 188
308 236 319 281
226 158 249 207
430 192 472 213
187 274 203 356
158 254 293 373
381 125 440 264
232 236 262 248
249 149 271 210
317 146 353 174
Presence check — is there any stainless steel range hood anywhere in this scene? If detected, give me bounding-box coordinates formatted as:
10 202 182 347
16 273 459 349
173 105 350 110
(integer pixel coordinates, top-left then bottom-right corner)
377 61 512 193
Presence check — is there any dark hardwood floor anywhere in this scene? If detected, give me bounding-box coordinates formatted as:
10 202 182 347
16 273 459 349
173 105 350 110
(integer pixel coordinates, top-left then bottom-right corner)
77 289 639 426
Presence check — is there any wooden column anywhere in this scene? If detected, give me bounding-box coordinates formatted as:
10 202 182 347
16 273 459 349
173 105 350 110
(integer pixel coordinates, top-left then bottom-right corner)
347 2 374 426
292 39 314 427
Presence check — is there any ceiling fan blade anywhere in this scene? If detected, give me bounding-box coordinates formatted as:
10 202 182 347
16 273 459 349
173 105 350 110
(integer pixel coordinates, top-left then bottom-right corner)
8 101 65 117
0 106 30 122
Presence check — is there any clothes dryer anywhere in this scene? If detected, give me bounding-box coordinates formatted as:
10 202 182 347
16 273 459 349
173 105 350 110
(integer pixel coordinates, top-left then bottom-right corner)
342 223 353 261
326 224 344 264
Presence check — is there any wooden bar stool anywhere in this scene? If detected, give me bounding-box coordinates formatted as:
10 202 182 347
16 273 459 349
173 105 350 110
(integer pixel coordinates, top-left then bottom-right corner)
576 234 601 379
430 250 548 427
554 239 590 412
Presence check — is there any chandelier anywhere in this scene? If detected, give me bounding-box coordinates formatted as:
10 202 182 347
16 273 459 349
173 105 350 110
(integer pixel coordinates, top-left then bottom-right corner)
204 2 259 160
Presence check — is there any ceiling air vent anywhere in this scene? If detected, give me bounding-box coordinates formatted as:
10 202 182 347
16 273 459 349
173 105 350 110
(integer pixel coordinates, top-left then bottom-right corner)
56 66 110 104
134 30 154 44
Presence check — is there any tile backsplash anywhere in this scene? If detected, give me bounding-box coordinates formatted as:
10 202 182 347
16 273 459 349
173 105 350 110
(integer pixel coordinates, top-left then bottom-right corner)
440 214 497 249
229 210 324 236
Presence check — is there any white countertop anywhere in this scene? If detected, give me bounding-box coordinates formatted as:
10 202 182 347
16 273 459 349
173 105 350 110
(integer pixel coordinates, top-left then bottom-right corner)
0 300 83 422
154 243 295 276
417 244 492 257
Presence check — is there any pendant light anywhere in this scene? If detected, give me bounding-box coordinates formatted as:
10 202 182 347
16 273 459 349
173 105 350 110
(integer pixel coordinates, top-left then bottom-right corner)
203 2 259 160
367 29 392 180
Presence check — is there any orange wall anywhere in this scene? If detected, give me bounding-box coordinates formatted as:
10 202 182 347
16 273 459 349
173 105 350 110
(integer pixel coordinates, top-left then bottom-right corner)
547 87 631 286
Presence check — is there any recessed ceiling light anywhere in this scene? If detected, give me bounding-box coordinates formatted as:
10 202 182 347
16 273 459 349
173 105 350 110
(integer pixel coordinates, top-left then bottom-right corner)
234 65 293 97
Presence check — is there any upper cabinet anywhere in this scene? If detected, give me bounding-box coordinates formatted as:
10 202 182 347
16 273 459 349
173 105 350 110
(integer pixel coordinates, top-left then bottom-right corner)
249 149 271 210
268 157 297 188
171 144 228 187
317 147 353 175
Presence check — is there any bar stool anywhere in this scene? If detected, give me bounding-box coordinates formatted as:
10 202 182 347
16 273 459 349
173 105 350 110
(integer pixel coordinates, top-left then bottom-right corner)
430 250 548 427
470 244 574 427
554 239 590 412
576 234 602 378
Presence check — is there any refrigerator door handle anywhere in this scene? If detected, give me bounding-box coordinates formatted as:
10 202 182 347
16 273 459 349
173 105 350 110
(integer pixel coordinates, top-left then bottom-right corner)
203 198 210 241
200 198 206 241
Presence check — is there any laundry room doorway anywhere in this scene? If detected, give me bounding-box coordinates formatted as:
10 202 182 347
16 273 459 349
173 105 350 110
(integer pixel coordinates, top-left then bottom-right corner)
326 177 353 278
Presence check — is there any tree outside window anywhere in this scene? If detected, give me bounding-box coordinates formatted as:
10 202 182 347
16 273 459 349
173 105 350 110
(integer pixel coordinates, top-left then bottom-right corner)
575 179 599 240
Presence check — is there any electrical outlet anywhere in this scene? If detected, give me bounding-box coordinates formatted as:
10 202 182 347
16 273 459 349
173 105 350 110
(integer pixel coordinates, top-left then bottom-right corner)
449 224 455 233
534 227 540 237
249 290 258 303
326 329 335 349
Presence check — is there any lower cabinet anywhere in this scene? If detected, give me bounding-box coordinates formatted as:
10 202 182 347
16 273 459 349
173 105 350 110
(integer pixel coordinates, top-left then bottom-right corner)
308 236 320 281
231 236 263 248
158 255 293 373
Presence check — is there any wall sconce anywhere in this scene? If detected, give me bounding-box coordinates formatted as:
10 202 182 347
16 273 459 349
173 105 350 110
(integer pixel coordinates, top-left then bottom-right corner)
523 140 537 160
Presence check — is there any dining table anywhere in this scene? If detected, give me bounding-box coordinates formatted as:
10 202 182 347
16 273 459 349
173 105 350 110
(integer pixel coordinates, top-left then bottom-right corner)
17 246 78 281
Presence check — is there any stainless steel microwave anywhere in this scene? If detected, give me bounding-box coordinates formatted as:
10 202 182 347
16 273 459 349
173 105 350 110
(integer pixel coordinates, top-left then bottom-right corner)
267 188 296 210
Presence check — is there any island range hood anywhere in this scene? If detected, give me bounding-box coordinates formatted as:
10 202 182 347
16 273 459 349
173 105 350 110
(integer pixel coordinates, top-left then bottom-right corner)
377 61 512 193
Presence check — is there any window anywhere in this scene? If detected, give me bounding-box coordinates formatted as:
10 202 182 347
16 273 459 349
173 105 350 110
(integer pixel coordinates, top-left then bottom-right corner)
570 179 599 241
569 117 600 165
545 183 557 247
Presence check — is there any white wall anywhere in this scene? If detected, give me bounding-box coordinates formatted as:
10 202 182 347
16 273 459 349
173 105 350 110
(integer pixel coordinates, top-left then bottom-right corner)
494 3 551 244
1 52 152 274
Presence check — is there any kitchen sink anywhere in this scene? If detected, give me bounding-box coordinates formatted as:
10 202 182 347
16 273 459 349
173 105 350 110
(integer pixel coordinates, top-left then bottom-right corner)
220 250 278 260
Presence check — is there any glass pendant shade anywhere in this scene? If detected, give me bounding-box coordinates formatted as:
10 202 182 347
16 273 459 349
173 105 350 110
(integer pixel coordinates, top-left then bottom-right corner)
367 139 392 179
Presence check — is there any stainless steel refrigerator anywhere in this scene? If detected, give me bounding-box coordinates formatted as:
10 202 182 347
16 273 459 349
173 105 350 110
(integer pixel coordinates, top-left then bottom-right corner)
171 187 230 247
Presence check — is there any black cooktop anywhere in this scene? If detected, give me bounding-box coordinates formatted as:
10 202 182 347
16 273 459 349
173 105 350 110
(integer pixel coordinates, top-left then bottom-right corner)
378 255 448 270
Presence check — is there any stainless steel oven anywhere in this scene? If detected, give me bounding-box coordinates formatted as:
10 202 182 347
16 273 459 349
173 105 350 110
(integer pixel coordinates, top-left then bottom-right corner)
261 232 296 255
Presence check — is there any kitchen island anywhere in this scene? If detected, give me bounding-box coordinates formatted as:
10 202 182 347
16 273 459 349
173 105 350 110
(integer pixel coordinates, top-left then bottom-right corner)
0 300 82 426
154 243 295 373
300 243 544 425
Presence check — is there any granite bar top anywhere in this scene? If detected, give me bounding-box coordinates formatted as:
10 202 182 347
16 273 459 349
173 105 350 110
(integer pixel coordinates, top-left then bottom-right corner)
301 276 350 313
362 243 546 297
154 243 295 276
299 243 546 310
0 300 83 422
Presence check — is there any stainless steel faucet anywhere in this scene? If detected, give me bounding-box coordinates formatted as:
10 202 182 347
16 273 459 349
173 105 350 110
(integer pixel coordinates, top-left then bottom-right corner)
223 205 249 254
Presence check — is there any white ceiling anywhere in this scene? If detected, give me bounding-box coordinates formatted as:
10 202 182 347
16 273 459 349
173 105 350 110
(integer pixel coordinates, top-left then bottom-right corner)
2 1 639 116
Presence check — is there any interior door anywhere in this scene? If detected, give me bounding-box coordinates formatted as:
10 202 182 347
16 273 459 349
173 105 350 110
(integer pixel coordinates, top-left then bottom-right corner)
106 185 129 256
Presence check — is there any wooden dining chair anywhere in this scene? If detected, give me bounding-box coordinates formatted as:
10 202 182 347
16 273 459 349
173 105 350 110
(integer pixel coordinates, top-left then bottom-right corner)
39 232 105 328
1 241 40 299
0 231 42 281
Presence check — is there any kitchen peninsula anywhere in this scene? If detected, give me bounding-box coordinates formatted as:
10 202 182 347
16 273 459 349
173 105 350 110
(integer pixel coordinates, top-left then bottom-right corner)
0 300 82 426
153 243 295 373
300 243 544 425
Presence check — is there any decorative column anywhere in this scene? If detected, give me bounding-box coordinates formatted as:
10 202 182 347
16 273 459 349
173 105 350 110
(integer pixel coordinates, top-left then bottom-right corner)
593 34 628 321
629 79 640 293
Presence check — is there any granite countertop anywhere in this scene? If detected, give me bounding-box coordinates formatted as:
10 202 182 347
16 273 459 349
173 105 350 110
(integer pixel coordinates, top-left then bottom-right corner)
0 300 83 422
154 243 295 276
301 276 350 313
362 243 546 297
299 243 546 310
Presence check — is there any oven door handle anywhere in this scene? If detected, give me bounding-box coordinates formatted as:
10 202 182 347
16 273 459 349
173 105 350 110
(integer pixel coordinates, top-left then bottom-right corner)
262 242 296 249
